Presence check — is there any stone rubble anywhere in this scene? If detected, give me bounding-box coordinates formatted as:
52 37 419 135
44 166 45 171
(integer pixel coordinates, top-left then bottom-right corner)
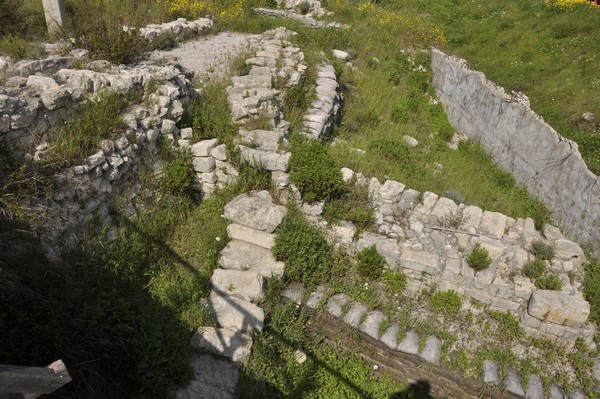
301 63 343 141
136 18 213 42
253 8 345 29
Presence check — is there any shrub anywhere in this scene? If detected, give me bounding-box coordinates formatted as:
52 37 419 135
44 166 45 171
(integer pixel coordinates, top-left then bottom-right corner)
491 168 516 189
49 91 129 161
535 274 564 291
430 290 462 316
273 204 333 286
382 270 407 294
443 189 465 205
64 0 148 64
355 245 386 279
298 1 311 15
523 259 546 279
161 149 195 195
467 243 492 271
530 240 555 260
289 140 345 202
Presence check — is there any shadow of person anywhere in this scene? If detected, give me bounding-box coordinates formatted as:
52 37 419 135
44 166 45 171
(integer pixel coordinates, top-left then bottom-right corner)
390 380 434 399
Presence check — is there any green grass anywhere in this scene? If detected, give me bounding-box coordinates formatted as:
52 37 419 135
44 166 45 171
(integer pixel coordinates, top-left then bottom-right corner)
0 34 43 60
49 91 130 162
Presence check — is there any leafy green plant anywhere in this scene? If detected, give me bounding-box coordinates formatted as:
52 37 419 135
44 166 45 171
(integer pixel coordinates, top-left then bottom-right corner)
49 91 129 161
530 240 555 261
382 270 407 294
355 245 386 279
298 0 311 15
523 259 546 279
323 180 373 233
488 310 524 341
429 290 462 316
535 274 564 291
289 139 345 202
273 204 333 286
160 149 195 195
467 243 492 271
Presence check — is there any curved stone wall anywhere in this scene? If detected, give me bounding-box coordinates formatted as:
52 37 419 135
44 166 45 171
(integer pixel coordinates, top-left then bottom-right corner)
431 48 600 258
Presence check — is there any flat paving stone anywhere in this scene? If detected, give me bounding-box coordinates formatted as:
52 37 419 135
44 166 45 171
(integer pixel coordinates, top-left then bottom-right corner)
548 384 566 399
219 239 284 278
326 293 349 318
306 286 327 309
397 330 420 355
419 335 441 364
208 291 264 334
526 374 545 399
174 354 239 399
505 367 525 397
282 283 304 305
569 389 585 399
190 327 252 363
380 324 399 350
359 310 387 340
224 191 286 233
343 302 368 328
210 269 264 303
482 360 500 384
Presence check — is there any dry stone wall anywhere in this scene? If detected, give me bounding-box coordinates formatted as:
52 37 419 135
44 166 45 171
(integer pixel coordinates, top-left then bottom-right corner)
431 48 600 258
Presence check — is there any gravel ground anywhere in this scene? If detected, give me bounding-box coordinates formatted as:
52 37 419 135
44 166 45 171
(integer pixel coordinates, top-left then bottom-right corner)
150 31 261 82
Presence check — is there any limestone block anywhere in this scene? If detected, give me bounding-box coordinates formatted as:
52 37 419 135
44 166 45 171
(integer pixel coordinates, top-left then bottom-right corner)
341 167 354 182
282 283 304 305
239 129 283 152
482 360 500 384
87 151 105 168
302 201 324 216
526 374 544 399
513 276 535 301
332 49 351 61
192 156 215 173
192 139 218 157
400 249 440 275
554 239 585 262
478 211 507 239
356 232 401 265
208 291 264 333
543 224 565 242
413 191 438 215
42 0 67 34
224 192 286 233
380 324 399 350
238 146 290 172
210 269 264 303
211 144 228 161
359 310 386 340
528 291 590 327
305 286 327 309
219 239 284 278
190 327 252 363
474 264 496 289
379 180 405 201
329 221 356 246
403 135 419 148
549 384 566 399
397 330 420 355
419 335 441 364
326 293 349 318
226 223 275 249
26 75 58 92
343 302 368 328
430 197 458 220
505 368 525 397
41 87 71 110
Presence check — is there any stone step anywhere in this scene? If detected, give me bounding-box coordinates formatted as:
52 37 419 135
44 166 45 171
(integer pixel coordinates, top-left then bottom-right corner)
239 129 285 152
397 330 420 355
237 145 290 172
343 302 368 328
208 291 264 334
219 239 284 278
326 293 349 318
190 327 253 363
482 360 500 384
359 310 387 340
224 191 286 233
549 383 566 399
526 374 544 399
174 354 239 399
210 269 264 303
227 223 275 249
419 335 441 364
306 286 327 309
504 367 525 397
380 324 400 350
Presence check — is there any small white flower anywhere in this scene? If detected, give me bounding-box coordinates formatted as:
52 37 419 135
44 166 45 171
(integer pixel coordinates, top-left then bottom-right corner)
220 214 225 218
216 237 221 241
373 365 379 370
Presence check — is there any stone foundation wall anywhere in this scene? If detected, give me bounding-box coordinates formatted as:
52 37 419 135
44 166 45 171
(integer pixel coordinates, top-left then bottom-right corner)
431 48 600 258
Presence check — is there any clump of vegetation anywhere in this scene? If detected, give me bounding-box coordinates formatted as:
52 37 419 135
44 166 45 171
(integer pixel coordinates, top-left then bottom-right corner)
488 310 524 341
160 149 195 195
355 245 386 279
430 290 462 316
583 262 600 343
443 188 465 205
467 243 492 271
273 203 334 286
289 139 345 202
523 259 546 279
530 240 555 260
0 34 43 61
49 91 129 161
439 209 467 229
298 0 311 15
179 83 236 144
323 179 374 233
535 274 564 291
382 270 407 295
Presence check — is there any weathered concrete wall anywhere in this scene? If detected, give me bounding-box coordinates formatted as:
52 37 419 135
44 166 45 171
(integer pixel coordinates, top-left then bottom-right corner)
431 48 600 258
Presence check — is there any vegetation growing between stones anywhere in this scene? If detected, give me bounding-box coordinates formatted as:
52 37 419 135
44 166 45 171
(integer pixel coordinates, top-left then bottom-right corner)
323 178 374 235
466 243 492 272
49 91 130 162
355 245 386 279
